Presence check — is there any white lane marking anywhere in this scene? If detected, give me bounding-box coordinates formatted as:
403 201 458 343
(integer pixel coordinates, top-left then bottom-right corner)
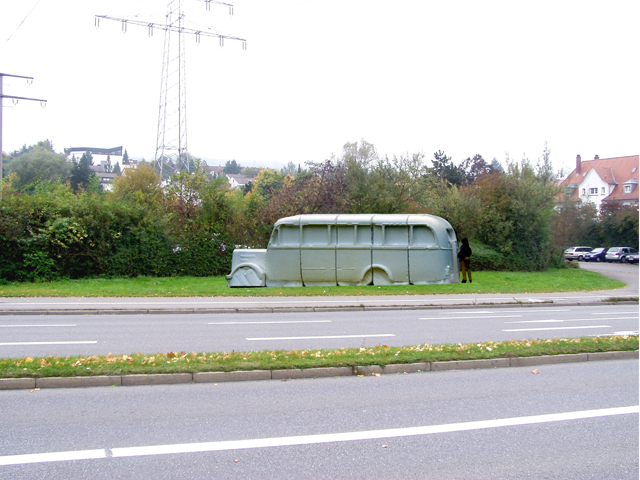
0 324 77 328
438 309 570 314
247 334 396 341
591 312 639 315
500 309 571 312
1 406 636 465
505 317 638 324
0 341 97 346
503 325 611 332
209 320 331 325
0 449 106 466
419 315 522 320
437 310 498 314
505 320 585 324
112 406 639 458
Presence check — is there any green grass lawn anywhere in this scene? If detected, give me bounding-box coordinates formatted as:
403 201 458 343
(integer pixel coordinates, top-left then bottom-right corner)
2 336 637 379
0 268 627 297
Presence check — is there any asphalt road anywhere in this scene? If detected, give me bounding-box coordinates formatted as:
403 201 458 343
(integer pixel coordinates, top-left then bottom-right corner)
1 304 638 357
0 262 637 479
1 358 637 479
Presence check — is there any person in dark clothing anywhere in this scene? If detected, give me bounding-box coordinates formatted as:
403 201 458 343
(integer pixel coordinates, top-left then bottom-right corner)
457 238 472 283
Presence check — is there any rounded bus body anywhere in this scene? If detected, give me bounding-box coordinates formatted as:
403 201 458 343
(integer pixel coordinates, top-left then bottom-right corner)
226 214 459 287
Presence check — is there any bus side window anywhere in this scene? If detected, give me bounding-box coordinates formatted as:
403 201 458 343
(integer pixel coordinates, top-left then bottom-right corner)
385 226 408 246
281 226 300 246
303 225 329 246
269 228 280 246
373 226 384 246
337 226 356 246
412 226 436 247
357 225 372 246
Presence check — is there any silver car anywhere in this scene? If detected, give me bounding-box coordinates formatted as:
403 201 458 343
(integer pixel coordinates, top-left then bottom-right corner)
605 247 639 263
563 246 593 261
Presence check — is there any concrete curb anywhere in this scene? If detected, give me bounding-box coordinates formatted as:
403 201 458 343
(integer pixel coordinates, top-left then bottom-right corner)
36 375 122 389
1 350 637 390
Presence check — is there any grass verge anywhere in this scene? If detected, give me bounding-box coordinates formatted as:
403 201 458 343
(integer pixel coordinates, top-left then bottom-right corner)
2 336 637 379
0 268 626 297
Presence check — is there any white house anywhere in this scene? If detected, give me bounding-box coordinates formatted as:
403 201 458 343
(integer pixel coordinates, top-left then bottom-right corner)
226 174 251 190
559 154 639 210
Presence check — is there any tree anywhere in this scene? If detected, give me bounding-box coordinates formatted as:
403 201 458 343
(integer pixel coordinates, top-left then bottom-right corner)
599 203 639 248
223 159 242 174
460 154 494 184
164 160 233 276
241 167 260 178
536 142 554 184
431 150 466 186
290 140 429 215
340 139 382 213
5 142 71 190
112 162 122 175
70 153 96 193
280 162 298 177
252 169 286 200
122 149 130 165
475 158 560 270
112 163 163 207
551 201 599 249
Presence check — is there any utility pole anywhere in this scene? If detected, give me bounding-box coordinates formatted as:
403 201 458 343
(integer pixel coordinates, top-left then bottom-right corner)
95 0 246 177
0 73 47 196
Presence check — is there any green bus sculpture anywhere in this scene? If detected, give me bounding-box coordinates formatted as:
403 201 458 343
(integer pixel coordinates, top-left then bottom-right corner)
227 214 460 287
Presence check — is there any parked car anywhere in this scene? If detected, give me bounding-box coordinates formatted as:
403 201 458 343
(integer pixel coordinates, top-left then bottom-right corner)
625 253 639 264
563 246 593 261
583 247 609 262
605 247 639 263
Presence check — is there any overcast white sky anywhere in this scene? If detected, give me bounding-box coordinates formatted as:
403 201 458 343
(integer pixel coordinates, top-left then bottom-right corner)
1 0 638 174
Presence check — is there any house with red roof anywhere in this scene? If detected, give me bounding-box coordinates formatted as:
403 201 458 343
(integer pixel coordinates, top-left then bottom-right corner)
559 154 639 210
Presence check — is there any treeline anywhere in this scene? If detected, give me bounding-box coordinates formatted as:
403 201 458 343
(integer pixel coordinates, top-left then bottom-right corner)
1 140 637 282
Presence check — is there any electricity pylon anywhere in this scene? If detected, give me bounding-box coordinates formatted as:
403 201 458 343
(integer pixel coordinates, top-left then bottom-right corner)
0 73 47 195
95 0 246 176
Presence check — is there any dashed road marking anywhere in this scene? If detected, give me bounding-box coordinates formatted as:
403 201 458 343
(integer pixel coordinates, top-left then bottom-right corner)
247 334 395 341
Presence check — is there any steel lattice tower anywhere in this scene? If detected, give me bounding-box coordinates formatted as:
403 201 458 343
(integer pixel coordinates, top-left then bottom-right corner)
95 1 246 178
155 0 188 176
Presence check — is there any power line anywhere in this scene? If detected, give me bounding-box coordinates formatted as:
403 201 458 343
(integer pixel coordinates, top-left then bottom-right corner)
95 0 246 177
2 0 42 49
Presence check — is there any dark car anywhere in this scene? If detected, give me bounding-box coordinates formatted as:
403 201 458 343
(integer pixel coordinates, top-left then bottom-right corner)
584 247 608 262
605 247 639 263
626 253 639 264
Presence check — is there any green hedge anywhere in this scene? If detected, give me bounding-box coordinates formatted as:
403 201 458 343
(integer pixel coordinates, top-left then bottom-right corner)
0 184 232 283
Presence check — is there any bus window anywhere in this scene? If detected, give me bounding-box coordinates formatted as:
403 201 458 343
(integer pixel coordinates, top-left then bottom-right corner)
412 225 436 247
385 226 408 246
303 225 329 246
337 226 356 246
356 225 372 246
373 226 383 246
281 226 300 245
269 228 279 246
